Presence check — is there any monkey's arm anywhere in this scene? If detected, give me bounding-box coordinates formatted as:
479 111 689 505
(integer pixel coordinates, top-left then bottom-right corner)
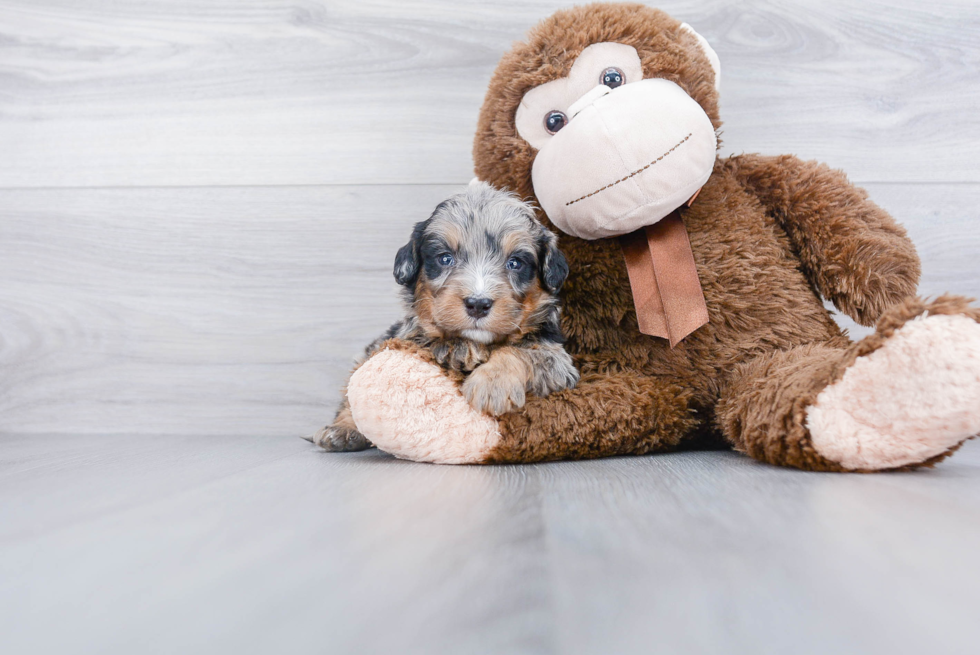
345 341 701 464
725 154 920 326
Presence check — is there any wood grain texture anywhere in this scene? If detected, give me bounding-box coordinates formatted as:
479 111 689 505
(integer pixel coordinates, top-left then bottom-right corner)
3 434 980 655
0 0 978 187
1 183 977 436
0 184 453 435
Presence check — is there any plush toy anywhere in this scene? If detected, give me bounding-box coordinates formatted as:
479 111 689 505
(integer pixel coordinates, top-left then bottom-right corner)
342 2 980 470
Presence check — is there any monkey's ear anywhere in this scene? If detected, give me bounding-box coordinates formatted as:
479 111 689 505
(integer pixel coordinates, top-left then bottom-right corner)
393 221 426 287
538 230 569 293
680 23 721 91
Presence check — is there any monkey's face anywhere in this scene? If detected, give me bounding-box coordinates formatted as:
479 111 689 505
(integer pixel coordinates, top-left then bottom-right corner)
473 5 722 239
394 183 568 344
517 40 717 240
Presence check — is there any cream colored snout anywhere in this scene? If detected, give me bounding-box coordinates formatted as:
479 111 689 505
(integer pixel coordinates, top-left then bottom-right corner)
531 78 717 241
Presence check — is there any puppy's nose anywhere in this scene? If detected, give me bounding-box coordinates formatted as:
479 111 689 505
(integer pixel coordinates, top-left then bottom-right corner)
463 296 494 318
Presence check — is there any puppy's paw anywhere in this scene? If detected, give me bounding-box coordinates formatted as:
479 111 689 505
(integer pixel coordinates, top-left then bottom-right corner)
462 362 527 416
308 425 373 452
431 338 489 372
531 350 580 397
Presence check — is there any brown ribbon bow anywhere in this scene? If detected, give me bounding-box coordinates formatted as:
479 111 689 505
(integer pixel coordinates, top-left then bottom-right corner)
619 207 709 347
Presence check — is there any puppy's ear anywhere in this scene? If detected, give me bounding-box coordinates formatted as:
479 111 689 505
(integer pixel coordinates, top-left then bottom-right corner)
394 220 427 287
537 229 569 293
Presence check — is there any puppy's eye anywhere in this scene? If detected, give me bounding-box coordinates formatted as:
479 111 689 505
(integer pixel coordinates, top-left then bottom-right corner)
544 110 567 135
506 257 524 271
438 253 455 267
600 67 625 89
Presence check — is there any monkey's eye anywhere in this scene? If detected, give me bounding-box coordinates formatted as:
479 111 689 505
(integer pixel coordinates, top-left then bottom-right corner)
438 253 455 267
506 257 524 271
544 110 567 135
600 67 625 89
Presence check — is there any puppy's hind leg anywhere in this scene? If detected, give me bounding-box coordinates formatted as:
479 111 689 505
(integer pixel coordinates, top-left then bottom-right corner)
307 331 398 452
306 396 373 452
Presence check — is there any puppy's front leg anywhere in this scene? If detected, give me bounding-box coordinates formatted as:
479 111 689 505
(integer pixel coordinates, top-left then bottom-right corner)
521 342 580 396
429 338 490 372
463 344 580 416
462 347 530 416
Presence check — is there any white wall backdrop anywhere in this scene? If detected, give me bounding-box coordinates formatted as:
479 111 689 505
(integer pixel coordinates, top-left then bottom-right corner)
1 0 978 436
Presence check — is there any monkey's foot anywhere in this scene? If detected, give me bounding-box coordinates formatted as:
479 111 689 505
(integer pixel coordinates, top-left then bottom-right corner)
807 313 980 470
347 348 501 464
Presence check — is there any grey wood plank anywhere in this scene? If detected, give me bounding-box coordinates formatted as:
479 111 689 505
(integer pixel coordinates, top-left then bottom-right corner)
0 433 552 655
2 433 980 654
1 182 977 436
0 184 458 436
538 445 980 655
0 433 309 541
0 0 977 188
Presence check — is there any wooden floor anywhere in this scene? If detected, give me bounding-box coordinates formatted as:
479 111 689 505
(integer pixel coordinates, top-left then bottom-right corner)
2 1 980 653
3 435 980 655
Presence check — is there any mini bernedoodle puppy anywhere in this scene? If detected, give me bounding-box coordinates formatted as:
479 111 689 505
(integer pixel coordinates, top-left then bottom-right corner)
311 181 580 452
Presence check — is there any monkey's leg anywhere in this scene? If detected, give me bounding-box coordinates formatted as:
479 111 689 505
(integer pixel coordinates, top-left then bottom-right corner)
346 341 700 464
717 296 980 471
308 395 373 452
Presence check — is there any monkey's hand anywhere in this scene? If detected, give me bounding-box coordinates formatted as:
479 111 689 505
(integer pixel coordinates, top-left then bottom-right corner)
462 348 529 416
430 338 490 372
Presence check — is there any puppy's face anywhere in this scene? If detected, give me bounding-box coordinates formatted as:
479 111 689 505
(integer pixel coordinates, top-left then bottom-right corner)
394 183 568 344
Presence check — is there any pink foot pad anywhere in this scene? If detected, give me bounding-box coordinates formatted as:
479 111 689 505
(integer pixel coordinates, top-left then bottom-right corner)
807 314 980 470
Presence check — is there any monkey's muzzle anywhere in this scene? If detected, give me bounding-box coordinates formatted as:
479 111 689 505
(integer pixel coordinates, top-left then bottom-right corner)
531 78 717 241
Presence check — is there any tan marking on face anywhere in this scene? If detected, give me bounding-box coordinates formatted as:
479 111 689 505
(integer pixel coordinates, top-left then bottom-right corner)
431 281 477 335
439 221 464 254
502 230 535 256
477 294 524 339
412 282 444 338
508 280 552 343
426 273 530 343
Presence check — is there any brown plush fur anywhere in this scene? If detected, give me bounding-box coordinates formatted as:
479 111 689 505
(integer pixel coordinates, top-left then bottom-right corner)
459 2 973 470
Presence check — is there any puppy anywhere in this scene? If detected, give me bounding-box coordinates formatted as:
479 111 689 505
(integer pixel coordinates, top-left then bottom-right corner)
311 181 579 452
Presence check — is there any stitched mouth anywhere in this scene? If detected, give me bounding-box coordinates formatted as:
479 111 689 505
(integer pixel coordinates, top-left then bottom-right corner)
565 132 693 207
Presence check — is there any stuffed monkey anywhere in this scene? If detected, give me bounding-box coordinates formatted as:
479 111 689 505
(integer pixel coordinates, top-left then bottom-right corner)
340 2 980 471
